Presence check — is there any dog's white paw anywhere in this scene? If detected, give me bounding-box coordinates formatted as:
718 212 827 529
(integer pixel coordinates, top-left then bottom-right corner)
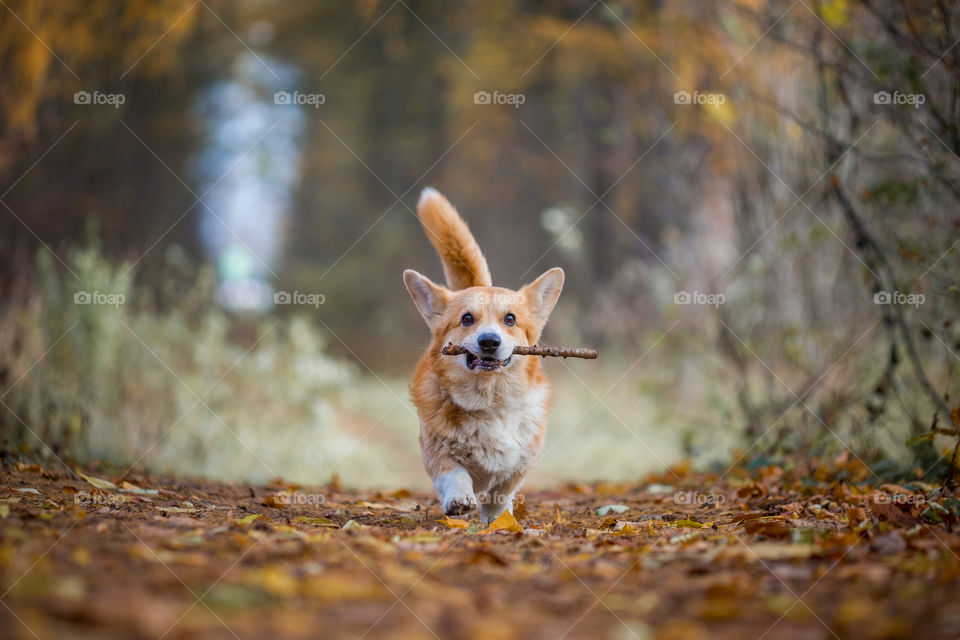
434 469 477 516
443 493 478 516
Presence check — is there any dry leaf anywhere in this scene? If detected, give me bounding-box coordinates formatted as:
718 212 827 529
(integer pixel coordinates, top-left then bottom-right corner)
234 514 262 525
78 472 117 491
262 493 288 508
439 516 470 529
484 510 523 533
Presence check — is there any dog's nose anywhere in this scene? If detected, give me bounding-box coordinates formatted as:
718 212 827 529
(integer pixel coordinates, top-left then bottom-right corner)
477 332 501 353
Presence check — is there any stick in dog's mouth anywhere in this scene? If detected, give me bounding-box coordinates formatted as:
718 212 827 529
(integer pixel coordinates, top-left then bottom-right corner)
464 352 512 371
442 342 598 360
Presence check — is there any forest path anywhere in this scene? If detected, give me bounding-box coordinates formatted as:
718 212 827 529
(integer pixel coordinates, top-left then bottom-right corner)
1 459 958 639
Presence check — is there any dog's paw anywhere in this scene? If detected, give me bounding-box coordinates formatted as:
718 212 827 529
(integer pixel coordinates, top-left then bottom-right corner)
443 493 478 516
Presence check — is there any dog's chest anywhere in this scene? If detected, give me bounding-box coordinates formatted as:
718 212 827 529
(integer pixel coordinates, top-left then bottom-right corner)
449 384 549 482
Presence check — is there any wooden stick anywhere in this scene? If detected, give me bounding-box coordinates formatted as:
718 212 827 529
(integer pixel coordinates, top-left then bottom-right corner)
441 342 598 359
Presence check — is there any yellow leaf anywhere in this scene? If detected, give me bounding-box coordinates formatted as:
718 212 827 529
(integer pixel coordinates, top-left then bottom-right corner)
484 511 523 533
77 471 116 490
293 516 335 526
672 518 705 528
234 514 262 525
439 516 470 529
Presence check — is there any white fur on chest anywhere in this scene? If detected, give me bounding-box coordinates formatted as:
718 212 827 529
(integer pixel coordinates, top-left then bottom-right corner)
449 382 549 488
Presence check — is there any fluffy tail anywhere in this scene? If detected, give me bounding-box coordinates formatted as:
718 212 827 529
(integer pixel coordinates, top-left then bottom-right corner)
416 188 491 290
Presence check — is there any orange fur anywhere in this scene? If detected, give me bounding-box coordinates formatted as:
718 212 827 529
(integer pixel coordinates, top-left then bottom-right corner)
416 188 492 290
403 188 564 522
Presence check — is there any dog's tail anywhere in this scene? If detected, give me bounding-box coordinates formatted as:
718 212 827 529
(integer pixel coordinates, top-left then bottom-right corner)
416 188 492 290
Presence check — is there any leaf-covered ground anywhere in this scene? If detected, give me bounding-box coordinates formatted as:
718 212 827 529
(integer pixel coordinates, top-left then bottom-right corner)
2 458 960 640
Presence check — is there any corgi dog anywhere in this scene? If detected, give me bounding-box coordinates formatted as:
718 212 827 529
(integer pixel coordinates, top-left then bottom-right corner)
403 188 564 523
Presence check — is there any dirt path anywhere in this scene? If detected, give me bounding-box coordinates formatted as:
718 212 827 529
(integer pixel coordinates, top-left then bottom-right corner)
1 459 959 640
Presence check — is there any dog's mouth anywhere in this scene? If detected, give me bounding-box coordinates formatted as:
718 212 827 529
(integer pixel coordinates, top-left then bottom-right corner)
465 352 511 372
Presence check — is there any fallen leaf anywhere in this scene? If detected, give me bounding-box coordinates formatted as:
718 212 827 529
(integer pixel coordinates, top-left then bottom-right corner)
439 516 470 529
78 472 117 490
262 493 288 508
596 504 629 516
846 507 869 530
744 518 791 537
737 483 767 499
234 514 262 525
869 501 910 526
484 510 523 533
292 516 335 526
119 482 158 495
672 518 706 529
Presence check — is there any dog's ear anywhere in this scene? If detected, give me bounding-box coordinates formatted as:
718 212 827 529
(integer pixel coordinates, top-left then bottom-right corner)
403 269 450 329
522 267 564 330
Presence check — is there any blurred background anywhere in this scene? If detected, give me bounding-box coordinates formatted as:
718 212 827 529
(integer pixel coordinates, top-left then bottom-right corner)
0 0 957 488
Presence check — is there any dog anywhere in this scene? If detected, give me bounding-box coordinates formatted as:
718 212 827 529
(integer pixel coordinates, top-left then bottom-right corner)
403 188 564 523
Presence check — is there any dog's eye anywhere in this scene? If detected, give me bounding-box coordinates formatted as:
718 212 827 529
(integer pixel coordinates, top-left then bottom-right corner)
504 313 516 326
461 313 474 326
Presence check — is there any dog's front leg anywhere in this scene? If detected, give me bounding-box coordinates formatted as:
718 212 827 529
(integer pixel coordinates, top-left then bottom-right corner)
480 471 526 524
433 467 478 516
480 490 515 524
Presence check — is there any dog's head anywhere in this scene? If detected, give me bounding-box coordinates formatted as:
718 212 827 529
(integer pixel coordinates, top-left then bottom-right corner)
403 268 564 374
